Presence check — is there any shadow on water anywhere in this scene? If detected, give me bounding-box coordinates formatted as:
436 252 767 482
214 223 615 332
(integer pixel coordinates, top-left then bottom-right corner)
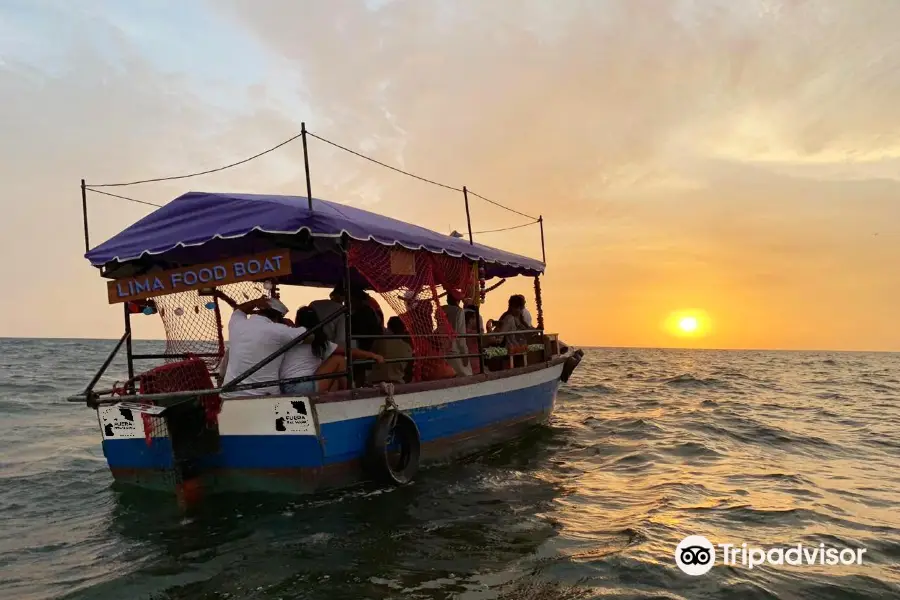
68 425 572 599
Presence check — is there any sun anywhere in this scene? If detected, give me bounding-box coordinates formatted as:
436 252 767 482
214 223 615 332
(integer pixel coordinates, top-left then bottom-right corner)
664 310 710 339
678 316 699 333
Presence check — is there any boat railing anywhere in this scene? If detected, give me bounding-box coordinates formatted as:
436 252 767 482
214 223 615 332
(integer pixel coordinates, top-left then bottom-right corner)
68 317 560 408
350 330 543 340
68 305 350 407
219 306 348 393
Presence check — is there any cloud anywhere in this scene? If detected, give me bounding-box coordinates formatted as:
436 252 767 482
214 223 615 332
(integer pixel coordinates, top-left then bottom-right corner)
4 0 900 349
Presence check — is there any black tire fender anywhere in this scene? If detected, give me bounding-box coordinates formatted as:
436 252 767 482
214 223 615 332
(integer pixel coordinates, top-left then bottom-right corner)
560 349 584 383
365 409 421 486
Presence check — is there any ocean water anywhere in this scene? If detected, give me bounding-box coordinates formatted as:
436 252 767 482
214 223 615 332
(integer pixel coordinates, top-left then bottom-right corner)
2 339 899 600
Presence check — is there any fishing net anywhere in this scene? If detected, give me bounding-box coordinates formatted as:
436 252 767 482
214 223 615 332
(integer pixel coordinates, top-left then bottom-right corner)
348 241 478 381
150 281 268 372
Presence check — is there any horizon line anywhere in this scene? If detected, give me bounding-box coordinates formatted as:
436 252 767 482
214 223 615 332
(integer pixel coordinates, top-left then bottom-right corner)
1 336 898 354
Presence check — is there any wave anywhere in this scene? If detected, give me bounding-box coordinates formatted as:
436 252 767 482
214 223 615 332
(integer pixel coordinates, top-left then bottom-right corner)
663 373 728 388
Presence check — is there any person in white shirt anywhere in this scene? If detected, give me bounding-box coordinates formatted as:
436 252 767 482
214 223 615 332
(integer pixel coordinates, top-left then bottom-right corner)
280 306 384 394
214 292 300 397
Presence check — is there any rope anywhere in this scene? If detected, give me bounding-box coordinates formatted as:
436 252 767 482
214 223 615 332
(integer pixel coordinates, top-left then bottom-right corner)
308 132 538 221
85 187 163 208
466 190 538 221
86 132 304 188
472 219 540 235
82 125 540 225
379 381 398 411
307 132 463 193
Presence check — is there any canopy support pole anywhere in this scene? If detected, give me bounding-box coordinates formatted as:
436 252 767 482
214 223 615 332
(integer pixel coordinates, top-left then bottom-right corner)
342 235 355 389
81 179 90 253
123 304 135 394
81 331 129 400
301 122 313 212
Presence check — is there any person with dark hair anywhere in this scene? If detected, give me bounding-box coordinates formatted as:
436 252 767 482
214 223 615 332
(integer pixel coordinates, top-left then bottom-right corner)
308 284 347 345
280 306 384 394
513 294 534 328
489 294 529 348
368 316 414 385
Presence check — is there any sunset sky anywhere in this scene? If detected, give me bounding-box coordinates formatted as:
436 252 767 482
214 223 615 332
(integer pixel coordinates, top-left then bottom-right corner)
3 0 900 350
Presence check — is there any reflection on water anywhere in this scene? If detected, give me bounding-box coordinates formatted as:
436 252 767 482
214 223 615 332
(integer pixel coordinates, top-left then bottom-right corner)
2 340 900 599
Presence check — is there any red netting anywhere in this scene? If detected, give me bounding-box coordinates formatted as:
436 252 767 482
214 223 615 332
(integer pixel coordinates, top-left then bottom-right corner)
137 357 220 447
151 281 267 371
348 242 478 381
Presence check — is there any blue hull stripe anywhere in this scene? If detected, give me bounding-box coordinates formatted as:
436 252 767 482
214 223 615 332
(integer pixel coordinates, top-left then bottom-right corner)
101 377 558 471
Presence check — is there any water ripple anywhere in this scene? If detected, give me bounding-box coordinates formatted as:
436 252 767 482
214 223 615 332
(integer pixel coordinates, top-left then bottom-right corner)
2 341 900 599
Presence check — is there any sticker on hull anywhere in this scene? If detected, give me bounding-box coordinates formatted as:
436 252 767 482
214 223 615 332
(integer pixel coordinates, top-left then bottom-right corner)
98 405 146 440
273 399 315 435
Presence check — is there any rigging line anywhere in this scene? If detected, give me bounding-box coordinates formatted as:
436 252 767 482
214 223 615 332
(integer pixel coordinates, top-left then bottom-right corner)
85 132 304 188
306 131 463 193
466 190 538 221
308 130 539 221
472 219 540 235
85 187 163 208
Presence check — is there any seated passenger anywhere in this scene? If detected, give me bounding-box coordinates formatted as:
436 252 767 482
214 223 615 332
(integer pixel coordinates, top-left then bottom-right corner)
308 284 347 345
280 307 384 394
514 294 534 328
464 309 482 375
489 295 529 349
440 291 472 377
350 291 384 383
368 316 414 385
464 302 484 333
214 292 300 397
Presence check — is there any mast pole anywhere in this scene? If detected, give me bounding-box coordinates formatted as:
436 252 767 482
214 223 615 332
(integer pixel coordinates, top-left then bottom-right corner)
539 215 546 264
81 179 90 253
301 122 313 212
462 186 483 372
463 185 474 245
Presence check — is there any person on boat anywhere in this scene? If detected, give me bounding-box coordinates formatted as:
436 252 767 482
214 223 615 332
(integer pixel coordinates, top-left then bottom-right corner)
308 284 347 345
407 300 456 381
440 290 472 377
514 294 534 328
351 287 385 339
367 316 413 385
488 294 529 349
464 308 482 375
464 302 484 333
347 287 384 384
213 292 300 396
280 306 384 394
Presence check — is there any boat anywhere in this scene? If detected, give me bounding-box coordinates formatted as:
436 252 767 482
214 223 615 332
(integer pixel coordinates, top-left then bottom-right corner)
69 134 583 499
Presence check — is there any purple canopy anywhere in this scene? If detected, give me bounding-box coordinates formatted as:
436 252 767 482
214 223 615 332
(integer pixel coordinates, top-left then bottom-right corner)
85 192 544 281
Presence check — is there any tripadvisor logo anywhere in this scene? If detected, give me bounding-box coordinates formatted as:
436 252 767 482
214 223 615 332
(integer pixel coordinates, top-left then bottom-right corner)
676 535 716 576
675 535 867 575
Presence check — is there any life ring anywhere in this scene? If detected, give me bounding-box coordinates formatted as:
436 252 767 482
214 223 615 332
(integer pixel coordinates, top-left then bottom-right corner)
365 409 421 486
